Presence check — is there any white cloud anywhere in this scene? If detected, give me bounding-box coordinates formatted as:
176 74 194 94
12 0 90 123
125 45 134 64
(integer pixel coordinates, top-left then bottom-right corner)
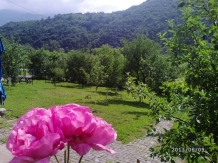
0 0 146 14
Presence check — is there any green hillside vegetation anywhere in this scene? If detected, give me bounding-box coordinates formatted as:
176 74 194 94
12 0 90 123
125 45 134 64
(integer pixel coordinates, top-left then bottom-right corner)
0 0 181 51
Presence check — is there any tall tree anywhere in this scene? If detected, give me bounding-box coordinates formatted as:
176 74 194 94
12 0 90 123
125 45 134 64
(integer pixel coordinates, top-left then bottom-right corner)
92 45 126 88
1 37 30 84
28 49 49 79
122 35 174 92
66 50 87 84
83 55 108 109
44 51 66 84
122 35 161 82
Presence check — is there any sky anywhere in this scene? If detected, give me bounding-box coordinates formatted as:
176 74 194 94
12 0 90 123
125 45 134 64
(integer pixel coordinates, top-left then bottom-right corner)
0 0 146 15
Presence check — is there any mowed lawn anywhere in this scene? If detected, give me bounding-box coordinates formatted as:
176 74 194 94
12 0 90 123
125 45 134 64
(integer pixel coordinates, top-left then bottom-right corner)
2 80 154 143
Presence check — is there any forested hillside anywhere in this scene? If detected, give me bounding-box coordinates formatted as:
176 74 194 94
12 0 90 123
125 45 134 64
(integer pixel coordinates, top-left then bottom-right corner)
0 0 181 51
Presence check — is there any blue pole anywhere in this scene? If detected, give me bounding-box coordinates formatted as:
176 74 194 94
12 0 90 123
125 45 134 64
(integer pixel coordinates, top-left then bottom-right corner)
0 38 5 79
0 37 6 105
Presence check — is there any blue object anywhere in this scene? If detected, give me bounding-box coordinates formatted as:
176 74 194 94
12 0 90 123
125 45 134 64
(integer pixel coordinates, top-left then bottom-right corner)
0 38 6 105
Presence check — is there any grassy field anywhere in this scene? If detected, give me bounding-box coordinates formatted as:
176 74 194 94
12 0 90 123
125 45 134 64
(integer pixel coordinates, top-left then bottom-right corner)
1 80 154 143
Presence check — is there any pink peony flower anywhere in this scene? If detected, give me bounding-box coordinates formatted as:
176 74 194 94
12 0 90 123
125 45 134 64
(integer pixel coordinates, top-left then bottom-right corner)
6 108 61 163
49 103 117 156
49 103 93 142
70 116 117 155
6 103 117 162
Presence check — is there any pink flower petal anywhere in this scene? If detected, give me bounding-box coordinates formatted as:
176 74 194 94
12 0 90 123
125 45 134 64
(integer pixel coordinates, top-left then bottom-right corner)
9 157 50 163
91 143 116 154
70 143 91 156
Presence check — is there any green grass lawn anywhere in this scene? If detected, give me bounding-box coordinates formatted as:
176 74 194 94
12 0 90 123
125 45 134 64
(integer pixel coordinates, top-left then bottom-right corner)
1 80 154 143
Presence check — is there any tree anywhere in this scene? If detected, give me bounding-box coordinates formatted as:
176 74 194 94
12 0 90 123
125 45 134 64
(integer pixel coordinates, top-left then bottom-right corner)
44 51 66 85
83 55 108 109
149 0 218 162
92 45 126 88
1 37 30 84
66 50 87 84
126 74 150 103
122 35 175 92
28 49 49 79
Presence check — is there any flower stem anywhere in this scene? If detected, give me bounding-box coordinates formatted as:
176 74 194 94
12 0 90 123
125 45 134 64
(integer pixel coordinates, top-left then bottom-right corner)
67 144 70 163
64 149 66 163
78 156 83 163
54 155 60 163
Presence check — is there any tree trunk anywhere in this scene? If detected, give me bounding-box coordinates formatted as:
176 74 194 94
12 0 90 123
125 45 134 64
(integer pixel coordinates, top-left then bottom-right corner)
105 88 108 103
94 86 98 110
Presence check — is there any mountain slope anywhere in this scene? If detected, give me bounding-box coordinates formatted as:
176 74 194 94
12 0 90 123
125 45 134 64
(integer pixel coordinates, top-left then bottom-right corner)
0 9 52 26
0 0 181 51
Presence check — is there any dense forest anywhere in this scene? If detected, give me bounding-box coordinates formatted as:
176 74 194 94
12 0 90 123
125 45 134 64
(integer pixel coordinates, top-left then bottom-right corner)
0 0 181 51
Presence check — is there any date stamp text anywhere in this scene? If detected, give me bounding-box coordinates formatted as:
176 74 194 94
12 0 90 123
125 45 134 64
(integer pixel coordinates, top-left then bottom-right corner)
172 147 204 153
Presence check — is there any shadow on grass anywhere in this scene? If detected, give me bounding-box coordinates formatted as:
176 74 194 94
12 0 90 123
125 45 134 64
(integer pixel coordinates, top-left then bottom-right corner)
97 91 120 97
54 84 78 89
56 84 93 89
122 110 150 120
85 99 151 109
110 99 150 108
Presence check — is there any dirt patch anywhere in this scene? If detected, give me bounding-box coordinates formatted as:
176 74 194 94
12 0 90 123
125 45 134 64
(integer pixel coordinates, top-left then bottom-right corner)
0 119 17 144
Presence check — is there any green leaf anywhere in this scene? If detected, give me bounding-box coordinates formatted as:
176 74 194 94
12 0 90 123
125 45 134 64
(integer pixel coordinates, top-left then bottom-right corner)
214 44 218 50
210 9 217 17
171 160 176 163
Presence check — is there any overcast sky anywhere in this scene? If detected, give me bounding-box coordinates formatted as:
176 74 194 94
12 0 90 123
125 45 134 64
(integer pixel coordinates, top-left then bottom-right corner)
0 0 146 15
